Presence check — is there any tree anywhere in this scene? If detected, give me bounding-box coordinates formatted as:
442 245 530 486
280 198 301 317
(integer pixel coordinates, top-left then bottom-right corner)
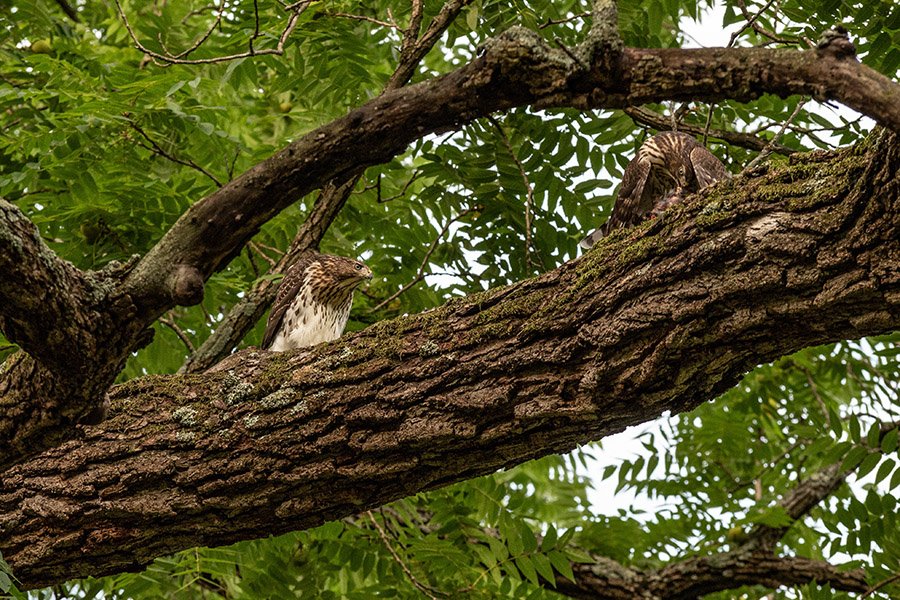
1 0 899 597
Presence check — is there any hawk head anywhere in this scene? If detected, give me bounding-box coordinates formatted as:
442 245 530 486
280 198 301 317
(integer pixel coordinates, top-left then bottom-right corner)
307 255 373 305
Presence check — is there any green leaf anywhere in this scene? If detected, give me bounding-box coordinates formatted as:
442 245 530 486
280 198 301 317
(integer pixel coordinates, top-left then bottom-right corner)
882 428 899 453
857 452 882 479
548 550 575 583
867 422 883 448
532 552 555 585
891 466 900 490
874 458 895 484
518 521 538 553
515 555 539 586
541 525 558 552
501 513 524 556
841 446 869 472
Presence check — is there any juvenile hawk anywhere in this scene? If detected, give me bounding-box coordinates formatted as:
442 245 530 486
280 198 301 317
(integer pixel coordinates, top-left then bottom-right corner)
262 252 372 351
579 131 729 249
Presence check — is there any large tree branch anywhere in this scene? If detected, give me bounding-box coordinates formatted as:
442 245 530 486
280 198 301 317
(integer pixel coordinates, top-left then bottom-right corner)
0 202 146 465
0 200 95 371
4 22 899 469
558 553 867 599
122 35 900 318
2 131 898 588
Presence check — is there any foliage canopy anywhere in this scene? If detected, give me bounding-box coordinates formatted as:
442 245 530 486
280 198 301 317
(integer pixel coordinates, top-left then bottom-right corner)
1 0 899 597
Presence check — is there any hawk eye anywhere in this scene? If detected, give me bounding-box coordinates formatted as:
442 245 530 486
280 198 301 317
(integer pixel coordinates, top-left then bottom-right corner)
355 264 363 270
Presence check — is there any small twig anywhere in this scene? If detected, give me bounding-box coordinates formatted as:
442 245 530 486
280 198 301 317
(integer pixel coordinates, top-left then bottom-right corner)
160 314 195 352
245 245 260 279
729 0 791 47
743 99 808 173
180 4 219 24
378 170 422 203
801 366 831 428
227 146 240 181
126 119 223 187
862 573 900 599
249 0 261 54
538 12 590 29
326 12 401 30
365 511 446 600
369 208 475 312
671 103 692 129
115 0 306 65
248 241 278 268
251 240 286 258
702 103 715 146
169 0 224 60
488 116 542 271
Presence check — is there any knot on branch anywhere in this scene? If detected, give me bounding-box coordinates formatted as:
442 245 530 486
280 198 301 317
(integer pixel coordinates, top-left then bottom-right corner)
168 264 205 306
816 25 856 60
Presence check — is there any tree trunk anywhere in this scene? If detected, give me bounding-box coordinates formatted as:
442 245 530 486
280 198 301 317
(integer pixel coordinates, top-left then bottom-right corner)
2 130 898 589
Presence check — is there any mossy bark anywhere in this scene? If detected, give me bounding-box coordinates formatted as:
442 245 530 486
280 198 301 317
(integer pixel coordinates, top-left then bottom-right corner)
2 131 898 589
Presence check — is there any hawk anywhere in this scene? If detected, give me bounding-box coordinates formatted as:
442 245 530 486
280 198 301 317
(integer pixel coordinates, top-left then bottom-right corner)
579 131 729 249
262 252 373 351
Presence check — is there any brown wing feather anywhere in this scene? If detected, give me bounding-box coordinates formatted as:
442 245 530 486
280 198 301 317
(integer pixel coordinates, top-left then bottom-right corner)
690 146 729 188
261 252 320 349
579 156 652 248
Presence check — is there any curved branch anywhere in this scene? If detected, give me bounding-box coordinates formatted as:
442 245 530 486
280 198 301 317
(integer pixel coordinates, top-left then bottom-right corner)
558 553 866 598
114 0 307 65
0 201 146 468
123 31 900 320
648 554 867 598
2 133 898 588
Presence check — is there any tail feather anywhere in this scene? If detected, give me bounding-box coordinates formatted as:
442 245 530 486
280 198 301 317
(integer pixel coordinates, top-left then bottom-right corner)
579 226 605 249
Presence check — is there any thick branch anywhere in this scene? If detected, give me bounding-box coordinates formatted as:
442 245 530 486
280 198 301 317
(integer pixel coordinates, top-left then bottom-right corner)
2 133 898 588
123 35 900 320
558 553 867 599
0 200 95 371
648 553 867 599
0 202 143 467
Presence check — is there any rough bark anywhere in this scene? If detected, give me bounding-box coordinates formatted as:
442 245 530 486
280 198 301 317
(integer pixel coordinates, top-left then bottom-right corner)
0 201 145 466
2 130 898 589
559 553 868 599
2 22 899 469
